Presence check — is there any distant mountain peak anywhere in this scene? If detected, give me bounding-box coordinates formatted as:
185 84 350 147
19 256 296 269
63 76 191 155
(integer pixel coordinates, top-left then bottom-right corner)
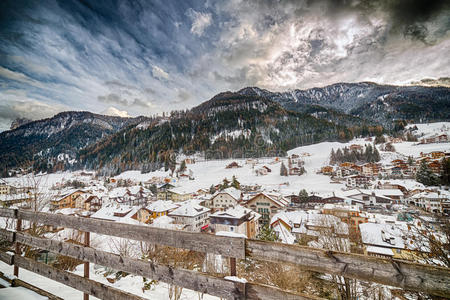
10 117 32 130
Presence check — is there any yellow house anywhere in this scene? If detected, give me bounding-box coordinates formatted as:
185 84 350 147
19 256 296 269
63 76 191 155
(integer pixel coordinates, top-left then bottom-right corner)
360 222 428 262
167 188 192 202
134 200 179 223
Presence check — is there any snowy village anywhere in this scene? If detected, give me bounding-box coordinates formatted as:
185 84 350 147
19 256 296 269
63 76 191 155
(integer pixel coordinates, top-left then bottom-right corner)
1 1 450 299
0 122 449 299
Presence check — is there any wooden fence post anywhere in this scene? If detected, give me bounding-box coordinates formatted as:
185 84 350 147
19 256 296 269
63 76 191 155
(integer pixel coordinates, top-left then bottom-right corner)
13 217 22 277
83 231 90 300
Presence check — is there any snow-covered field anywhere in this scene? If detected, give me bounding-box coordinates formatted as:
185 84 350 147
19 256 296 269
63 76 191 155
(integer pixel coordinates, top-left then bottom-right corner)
0 261 218 300
392 141 450 157
405 122 450 138
3 136 447 198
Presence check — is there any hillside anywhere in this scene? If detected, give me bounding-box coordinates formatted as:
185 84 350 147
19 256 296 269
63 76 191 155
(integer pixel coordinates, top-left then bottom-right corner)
79 93 351 175
1 81 449 176
238 83 450 127
0 111 144 174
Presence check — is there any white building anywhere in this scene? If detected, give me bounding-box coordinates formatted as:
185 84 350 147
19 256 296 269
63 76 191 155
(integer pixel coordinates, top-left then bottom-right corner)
209 187 242 212
168 202 210 232
209 205 260 239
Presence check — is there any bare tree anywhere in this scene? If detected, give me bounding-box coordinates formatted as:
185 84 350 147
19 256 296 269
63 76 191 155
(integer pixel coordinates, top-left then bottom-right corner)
403 216 450 268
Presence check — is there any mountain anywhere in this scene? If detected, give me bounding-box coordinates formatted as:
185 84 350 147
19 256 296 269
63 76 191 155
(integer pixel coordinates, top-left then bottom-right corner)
238 83 450 127
1 81 448 176
10 117 32 130
79 92 351 175
0 111 144 174
410 77 450 88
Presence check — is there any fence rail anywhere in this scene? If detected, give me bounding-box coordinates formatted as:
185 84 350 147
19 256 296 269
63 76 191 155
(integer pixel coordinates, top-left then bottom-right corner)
0 208 449 299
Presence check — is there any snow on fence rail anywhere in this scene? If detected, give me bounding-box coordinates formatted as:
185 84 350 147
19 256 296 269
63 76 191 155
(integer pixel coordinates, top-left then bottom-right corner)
0 208 449 299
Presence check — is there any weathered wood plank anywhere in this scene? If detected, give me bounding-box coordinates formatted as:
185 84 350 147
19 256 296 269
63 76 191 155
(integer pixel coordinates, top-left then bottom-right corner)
16 232 246 300
246 239 450 298
17 210 245 258
0 228 14 242
246 282 321 300
14 256 146 300
0 251 13 265
0 208 16 219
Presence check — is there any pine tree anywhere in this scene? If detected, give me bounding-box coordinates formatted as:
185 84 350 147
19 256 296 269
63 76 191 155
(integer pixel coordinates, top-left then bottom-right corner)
440 158 450 186
209 184 217 194
330 148 336 165
407 156 414 166
257 225 278 241
231 175 240 189
416 160 439 186
221 178 230 190
280 162 288 176
298 189 308 202
373 146 381 162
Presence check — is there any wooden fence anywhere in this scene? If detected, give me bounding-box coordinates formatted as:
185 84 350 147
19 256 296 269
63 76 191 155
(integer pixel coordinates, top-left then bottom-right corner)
0 208 449 299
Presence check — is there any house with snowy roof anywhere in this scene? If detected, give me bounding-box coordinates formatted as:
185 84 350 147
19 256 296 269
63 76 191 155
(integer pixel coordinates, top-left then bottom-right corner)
209 205 260 239
157 187 192 202
410 191 449 213
91 204 140 225
359 222 429 261
270 211 348 244
133 200 179 224
340 189 394 208
168 202 210 232
50 189 86 210
209 187 242 212
322 203 368 234
245 192 289 225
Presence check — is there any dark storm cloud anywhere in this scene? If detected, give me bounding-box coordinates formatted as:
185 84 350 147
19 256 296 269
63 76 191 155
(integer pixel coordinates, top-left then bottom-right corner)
312 0 450 43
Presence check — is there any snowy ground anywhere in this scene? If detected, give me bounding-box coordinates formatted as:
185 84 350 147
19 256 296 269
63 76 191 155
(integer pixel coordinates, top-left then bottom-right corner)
0 261 219 300
391 141 450 157
405 122 450 138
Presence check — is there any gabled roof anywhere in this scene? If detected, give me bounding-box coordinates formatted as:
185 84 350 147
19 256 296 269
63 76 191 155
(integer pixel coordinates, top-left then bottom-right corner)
248 192 289 208
210 205 251 219
146 200 178 212
168 202 210 217
212 187 241 201
91 203 139 223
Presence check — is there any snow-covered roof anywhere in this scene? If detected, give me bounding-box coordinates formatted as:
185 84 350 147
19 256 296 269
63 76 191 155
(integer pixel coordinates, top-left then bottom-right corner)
272 222 296 244
412 191 448 200
168 202 210 217
108 187 129 198
359 223 406 249
216 231 247 238
210 205 252 219
90 203 138 222
151 215 185 230
169 187 192 195
366 245 394 256
146 200 178 212
257 192 289 207
360 189 404 197
212 187 241 201
323 203 360 212
271 210 348 235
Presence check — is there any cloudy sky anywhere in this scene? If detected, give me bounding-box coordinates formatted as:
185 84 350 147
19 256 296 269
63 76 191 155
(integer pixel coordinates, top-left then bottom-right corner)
0 0 449 131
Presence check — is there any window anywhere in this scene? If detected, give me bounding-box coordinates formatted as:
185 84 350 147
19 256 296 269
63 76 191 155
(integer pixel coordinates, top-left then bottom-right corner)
230 226 234 232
